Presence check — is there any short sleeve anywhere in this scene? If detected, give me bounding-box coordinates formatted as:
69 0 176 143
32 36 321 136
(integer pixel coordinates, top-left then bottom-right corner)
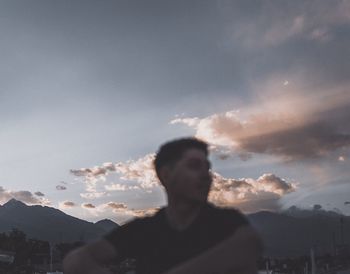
104 218 146 259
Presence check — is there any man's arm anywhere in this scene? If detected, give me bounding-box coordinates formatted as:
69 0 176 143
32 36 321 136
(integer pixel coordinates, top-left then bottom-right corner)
164 225 262 274
63 238 119 274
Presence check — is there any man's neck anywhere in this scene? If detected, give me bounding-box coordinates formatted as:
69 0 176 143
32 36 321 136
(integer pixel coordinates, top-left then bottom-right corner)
165 200 207 231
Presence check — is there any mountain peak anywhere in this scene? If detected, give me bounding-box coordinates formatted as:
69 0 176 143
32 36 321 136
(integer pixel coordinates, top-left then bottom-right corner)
3 198 27 208
95 219 119 232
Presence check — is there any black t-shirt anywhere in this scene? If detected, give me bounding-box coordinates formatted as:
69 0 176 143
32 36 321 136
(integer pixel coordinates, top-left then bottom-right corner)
105 203 249 274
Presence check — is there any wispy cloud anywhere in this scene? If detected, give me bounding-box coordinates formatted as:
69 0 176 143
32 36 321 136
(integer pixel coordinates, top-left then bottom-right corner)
101 202 159 218
222 0 350 49
80 192 108 199
34 191 45 197
71 154 157 198
70 141 299 213
0 186 50 205
104 183 139 191
128 208 159 218
171 88 350 161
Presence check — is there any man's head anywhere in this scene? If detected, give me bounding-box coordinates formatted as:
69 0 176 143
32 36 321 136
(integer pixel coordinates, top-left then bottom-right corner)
154 138 212 204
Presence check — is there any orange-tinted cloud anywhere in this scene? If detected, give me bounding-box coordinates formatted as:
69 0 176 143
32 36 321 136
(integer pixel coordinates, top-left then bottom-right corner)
82 203 96 209
129 208 159 218
106 202 127 210
209 172 296 213
59 201 76 208
171 90 350 161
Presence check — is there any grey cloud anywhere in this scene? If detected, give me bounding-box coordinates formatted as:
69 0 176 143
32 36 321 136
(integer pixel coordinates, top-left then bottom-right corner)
70 167 108 177
34 191 45 196
345 201 350 205
62 201 76 208
0 186 49 205
56 185 67 191
82 203 95 209
239 118 350 161
222 0 350 49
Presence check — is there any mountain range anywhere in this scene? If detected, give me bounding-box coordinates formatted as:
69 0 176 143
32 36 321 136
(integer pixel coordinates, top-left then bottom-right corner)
0 199 119 243
0 199 349 257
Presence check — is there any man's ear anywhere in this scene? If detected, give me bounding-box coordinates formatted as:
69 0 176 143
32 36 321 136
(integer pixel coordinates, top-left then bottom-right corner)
159 166 171 188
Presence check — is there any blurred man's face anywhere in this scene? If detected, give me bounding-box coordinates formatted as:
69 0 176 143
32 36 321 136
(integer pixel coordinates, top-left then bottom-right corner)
165 148 212 204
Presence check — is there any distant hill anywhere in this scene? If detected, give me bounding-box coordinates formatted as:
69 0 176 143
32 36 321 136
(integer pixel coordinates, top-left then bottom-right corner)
95 219 119 232
1 199 349 257
247 210 350 257
0 199 119 243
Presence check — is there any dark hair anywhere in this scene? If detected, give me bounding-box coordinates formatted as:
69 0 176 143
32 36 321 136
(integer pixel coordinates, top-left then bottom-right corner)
154 137 208 180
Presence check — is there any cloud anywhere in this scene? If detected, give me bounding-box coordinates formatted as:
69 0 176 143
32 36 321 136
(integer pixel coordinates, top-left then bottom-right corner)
209 172 296 213
34 191 45 197
70 163 113 193
113 154 157 188
222 0 350 49
0 186 50 205
106 202 127 210
82 203 96 209
80 201 160 221
338 156 346 162
128 208 159 218
70 150 297 213
345 201 350 205
80 192 108 199
59 201 76 208
101 201 159 218
104 183 139 191
171 89 350 161
71 154 159 195
56 185 67 191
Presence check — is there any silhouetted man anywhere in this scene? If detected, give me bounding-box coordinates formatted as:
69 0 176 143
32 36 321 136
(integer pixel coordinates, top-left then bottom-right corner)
63 138 262 274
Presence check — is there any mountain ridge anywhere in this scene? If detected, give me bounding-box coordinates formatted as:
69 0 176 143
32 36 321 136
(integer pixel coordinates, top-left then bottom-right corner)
0 199 119 243
1 199 349 257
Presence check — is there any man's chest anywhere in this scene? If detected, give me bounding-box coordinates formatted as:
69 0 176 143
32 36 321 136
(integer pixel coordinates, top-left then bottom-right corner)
135 223 228 274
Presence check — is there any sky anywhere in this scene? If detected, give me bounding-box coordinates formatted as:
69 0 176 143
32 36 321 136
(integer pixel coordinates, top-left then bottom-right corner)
1 0 350 224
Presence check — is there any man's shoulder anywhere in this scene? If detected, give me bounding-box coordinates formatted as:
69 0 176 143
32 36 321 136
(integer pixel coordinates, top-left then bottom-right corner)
203 203 249 226
205 203 245 215
104 208 165 251
120 207 165 229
